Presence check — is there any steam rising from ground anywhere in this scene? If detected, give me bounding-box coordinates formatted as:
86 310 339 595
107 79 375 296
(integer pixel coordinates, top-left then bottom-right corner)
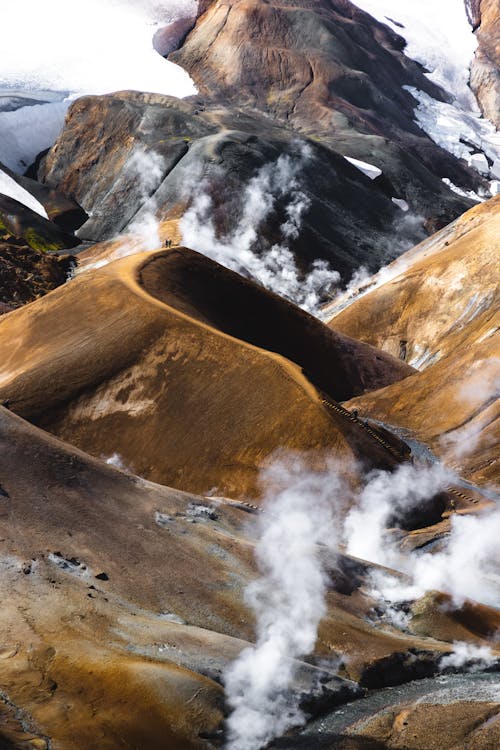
440 642 496 672
344 463 452 570
440 357 500 465
344 463 500 608
180 143 340 314
125 149 167 250
224 452 499 748
224 460 343 750
320 211 425 321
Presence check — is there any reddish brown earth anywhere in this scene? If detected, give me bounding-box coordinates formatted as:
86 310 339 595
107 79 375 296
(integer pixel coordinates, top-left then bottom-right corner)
0 237 74 309
171 0 484 205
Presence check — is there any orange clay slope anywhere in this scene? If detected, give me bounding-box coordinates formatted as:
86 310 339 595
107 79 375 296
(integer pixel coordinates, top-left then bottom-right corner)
325 197 499 487
0 246 414 498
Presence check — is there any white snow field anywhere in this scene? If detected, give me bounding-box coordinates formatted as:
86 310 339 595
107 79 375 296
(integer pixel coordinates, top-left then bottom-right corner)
353 0 500 194
0 0 198 171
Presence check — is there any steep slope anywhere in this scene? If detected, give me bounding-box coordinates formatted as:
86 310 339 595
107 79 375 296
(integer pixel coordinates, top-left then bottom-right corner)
327 197 500 486
0 248 412 497
171 0 485 207
468 0 500 129
38 91 428 281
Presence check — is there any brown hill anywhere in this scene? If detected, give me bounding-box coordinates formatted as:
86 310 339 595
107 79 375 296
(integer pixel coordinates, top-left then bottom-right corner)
327 197 499 486
0 247 413 498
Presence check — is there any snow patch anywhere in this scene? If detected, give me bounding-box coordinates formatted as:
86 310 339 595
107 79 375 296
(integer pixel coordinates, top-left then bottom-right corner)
353 2 500 188
441 178 484 203
391 197 409 211
344 156 382 180
352 0 477 106
180 143 340 314
0 1 197 98
0 168 48 217
406 88 500 184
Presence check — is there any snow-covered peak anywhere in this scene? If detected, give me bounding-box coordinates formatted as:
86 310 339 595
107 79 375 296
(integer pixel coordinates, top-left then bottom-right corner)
353 0 500 196
353 0 477 108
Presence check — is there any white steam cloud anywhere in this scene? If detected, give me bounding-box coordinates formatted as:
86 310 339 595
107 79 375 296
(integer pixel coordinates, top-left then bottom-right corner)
440 356 500 467
344 463 500 609
180 143 340 314
440 641 496 672
344 462 453 570
125 148 167 250
224 456 499 749
320 212 425 322
224 459 344 750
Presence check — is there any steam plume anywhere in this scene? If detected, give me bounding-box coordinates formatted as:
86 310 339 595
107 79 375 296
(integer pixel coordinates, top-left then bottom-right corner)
125 148 167 250
223 459 344 750
344 463 500 608
180 143 340 314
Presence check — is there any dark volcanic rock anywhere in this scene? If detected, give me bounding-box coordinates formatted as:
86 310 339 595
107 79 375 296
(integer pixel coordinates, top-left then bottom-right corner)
0 194 80 253
0 161 87 233
39 92 467 280
0 237 75 308
171 0 485 202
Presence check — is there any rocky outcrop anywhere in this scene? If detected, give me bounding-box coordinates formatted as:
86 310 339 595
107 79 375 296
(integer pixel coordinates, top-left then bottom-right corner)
0 193 80 253
329 197 500 486
38 92 417 279
469 0 500 128
0 160 87 232
38 90 474 282
0 237 75 308
171 0 485 201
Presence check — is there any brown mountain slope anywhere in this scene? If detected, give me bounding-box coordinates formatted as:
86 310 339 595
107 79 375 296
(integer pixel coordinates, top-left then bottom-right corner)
171 0 483 206
328 198 500 486
0 248 412 497
1 406 498 750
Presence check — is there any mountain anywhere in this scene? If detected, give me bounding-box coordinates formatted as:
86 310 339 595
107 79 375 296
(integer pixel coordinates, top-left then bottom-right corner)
0 247 412 498
327 196 499 487
1 404 498 749
468 0 500 128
